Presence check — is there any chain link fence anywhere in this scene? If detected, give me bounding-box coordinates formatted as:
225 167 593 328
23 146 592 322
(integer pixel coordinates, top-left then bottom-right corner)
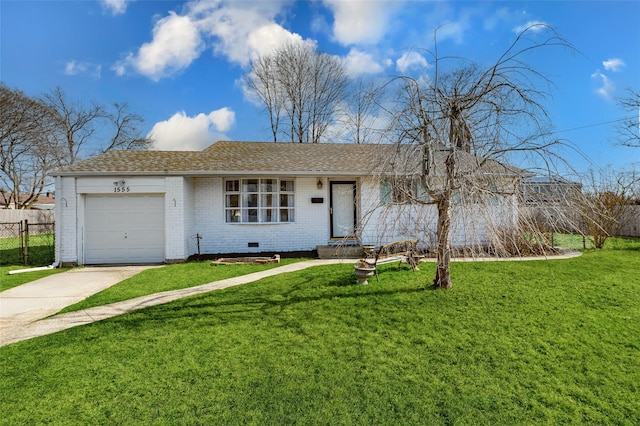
0 220 55 266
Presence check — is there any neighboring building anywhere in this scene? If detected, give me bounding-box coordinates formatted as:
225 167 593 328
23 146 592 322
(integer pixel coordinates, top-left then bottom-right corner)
520 176 582 205
51 141 522 265
519 176 583 233
0 191 55 210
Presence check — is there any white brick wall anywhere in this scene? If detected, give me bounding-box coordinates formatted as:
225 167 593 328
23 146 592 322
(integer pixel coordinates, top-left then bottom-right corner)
183 178 197 257
360 177 439 247
162 176 198 260
360 177 518 249
164 176 184 260
449 198 516 247
56 173 520 264
194 176 330 254
56 176 78 264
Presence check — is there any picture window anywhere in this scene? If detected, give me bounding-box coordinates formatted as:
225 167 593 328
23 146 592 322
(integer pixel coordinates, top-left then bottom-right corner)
225 178 294 223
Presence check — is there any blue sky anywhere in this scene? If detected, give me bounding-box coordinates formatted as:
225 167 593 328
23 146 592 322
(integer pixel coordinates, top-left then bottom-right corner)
1 0 639 174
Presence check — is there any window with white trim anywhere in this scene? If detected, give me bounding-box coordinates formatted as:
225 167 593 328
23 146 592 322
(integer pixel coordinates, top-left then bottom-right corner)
381 177 431 204
225 178 295 223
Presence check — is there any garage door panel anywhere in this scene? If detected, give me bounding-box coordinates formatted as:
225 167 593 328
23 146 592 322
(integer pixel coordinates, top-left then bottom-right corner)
86 212 119 229
86 248 125 263
85 195 165 264
126 231 164 243
128 247 164 263
88 232 123 245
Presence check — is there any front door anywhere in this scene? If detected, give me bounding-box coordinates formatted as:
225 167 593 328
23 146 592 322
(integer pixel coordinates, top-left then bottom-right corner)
330 181 356 239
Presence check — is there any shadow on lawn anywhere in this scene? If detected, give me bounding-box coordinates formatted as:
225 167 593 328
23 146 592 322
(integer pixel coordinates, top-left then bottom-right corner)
118 278 426 326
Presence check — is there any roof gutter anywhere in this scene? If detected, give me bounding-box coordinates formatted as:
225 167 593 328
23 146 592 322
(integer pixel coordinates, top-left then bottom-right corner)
49 170 385 178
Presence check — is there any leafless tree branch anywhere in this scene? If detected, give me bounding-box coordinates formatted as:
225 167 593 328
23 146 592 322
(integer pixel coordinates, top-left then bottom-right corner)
369 24 576 288
243 42 348 143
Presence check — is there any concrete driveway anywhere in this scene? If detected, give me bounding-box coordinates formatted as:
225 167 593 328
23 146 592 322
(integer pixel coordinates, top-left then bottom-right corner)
0 266 158 344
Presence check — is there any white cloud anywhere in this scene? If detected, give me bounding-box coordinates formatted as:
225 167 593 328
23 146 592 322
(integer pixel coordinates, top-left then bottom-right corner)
148 108 235 151
113 0 405 81
326 100 391 144
396 51 428 73
114 11 203 81
484 7 511 31
115 1 305 79
343 48 384 77
192 1 302 66
513 21 548 34
433 20 468 44
591 70 615 100
322 0 403 45
246 24 306 63
603 58 625 72
64 60 102 79
111 62 126 77
101 0 128 15
310 11 330 35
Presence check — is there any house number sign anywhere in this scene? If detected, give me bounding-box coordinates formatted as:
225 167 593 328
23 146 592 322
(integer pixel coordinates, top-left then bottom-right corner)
113 180 131 193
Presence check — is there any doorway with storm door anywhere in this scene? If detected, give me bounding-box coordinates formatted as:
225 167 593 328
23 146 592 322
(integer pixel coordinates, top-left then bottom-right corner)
330 181 357 240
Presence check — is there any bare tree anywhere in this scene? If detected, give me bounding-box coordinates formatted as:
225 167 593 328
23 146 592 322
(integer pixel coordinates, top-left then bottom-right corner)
1 85 151 208
244 42 348 143
43 86 104 164
0 84 62 209
340 79 381 144
43 88 152 162
577 167 639 248
378 25 573 288
101 102 152 153
617 88 640 148
244 54 283 142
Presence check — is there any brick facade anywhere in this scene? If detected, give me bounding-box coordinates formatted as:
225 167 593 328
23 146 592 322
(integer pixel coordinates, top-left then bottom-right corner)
56 173 517 265
53 142 521 265
57 175 368 264
194 176 332 254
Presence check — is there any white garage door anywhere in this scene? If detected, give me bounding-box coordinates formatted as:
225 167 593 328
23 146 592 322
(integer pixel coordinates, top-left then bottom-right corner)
85 195 165 264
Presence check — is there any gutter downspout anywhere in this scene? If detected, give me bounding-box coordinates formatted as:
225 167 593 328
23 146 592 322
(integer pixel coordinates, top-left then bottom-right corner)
8 260 60 275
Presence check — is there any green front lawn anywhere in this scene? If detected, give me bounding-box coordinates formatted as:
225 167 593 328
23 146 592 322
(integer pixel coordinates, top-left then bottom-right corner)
1 242 639 424
552 233 640 251
58 258 308 314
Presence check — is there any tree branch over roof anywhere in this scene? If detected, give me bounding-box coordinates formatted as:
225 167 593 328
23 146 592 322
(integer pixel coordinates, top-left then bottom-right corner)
375 24 576 288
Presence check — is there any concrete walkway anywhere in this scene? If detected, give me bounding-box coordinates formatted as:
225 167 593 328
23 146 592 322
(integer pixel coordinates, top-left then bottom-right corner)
0 251 581 347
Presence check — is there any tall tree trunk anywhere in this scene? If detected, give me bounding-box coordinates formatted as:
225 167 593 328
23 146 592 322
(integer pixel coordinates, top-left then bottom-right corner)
434 193 453 288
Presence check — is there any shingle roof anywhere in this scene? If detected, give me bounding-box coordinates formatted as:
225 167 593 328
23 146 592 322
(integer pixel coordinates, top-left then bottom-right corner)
52 141 389 176
51 141 522 177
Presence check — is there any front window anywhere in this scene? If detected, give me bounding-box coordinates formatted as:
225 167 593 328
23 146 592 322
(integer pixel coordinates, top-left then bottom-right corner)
225 178 295 223
381 177 431 204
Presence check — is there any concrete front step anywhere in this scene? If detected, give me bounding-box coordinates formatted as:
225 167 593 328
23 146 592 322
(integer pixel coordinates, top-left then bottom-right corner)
316 244 364 259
